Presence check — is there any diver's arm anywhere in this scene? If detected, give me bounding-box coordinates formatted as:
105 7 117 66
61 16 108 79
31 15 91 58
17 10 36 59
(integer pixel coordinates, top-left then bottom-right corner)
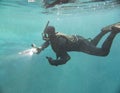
40 41 50 50
46 36 70 66
33 41 50 54
46 52 71 66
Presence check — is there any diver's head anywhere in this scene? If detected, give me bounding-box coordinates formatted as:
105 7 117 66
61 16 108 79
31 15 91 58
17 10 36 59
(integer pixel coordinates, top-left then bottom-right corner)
42 26 56 40
44 26 55 36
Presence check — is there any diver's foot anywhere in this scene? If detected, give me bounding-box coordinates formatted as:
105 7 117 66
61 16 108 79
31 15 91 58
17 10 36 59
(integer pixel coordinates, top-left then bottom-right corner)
101 22 120 33
101 25 112 33
111 23 120 33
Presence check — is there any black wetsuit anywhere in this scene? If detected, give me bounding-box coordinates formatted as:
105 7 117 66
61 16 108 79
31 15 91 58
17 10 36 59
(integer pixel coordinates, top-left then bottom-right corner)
40 22 120 66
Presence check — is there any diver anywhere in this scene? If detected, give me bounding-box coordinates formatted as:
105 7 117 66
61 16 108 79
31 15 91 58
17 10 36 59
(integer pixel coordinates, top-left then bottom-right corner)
33 22 120 66
43 0 76 8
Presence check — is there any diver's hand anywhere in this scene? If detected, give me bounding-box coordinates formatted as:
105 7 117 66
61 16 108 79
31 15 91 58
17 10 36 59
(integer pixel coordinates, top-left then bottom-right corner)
31 43 43 54
31 47 42 54
35 47 42 54
46 57 58 66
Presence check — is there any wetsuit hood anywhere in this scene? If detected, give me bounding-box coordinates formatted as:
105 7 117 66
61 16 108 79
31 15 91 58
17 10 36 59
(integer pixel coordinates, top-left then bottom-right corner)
44 26 55 35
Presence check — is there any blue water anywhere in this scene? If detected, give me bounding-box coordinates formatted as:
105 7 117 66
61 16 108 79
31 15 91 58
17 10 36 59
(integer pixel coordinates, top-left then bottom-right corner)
0 0 120 93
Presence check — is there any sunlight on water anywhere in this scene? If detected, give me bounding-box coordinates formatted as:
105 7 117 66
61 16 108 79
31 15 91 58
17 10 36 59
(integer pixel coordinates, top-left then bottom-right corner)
42 1 120 15
0 0 120 93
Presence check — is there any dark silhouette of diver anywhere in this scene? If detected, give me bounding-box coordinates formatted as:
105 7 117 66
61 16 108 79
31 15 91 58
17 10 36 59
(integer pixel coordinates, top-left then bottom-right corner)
33 22 120 66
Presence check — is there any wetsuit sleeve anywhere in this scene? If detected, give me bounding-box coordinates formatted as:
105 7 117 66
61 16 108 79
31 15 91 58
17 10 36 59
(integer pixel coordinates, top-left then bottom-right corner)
46 52 71 66
40 41 50 50
46 36 70 66
36 41 49 54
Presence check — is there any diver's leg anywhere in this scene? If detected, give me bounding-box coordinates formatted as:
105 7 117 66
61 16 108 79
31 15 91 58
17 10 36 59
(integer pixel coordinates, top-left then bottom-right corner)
91 22 120 46
90 29 109 46
80 25 120 56
102 31 120 55
103 23 120 49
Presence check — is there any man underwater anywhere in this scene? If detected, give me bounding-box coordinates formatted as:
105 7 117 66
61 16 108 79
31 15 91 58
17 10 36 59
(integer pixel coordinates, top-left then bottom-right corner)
32 22 120 66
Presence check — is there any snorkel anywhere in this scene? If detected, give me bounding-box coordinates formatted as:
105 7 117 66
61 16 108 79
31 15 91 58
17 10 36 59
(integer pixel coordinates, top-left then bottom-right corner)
42 21 50 41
